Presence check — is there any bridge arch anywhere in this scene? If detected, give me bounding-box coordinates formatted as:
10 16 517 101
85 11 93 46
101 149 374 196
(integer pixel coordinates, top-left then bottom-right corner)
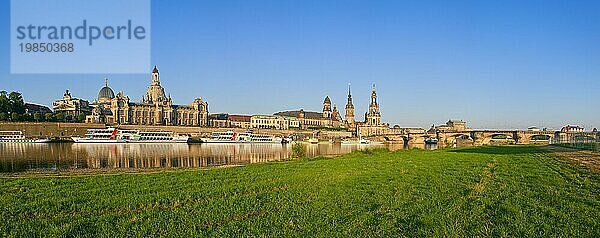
490 134 512 139
530 134 552 141
483 133 516 145
441 133 473 147
406 134 430 145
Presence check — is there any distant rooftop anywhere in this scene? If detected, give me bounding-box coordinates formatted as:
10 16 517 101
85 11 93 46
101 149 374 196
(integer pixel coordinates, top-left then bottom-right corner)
274 110 325 120
229 115 251 122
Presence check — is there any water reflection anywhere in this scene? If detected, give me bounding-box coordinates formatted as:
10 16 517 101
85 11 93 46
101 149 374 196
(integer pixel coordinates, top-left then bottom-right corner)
0 142 435 173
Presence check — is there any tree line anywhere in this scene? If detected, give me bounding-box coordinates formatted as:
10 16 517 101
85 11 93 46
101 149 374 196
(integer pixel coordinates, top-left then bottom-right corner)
0 90 86 122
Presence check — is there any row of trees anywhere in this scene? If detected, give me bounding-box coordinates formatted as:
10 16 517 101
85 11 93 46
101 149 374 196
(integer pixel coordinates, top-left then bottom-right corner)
0 90 86 123
0 91 25 115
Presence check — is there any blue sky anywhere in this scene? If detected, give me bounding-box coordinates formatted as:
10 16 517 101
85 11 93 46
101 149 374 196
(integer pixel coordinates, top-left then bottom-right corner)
1 0 599 129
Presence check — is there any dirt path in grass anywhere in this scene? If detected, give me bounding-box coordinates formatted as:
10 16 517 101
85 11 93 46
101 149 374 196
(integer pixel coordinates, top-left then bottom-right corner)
543 145 600 172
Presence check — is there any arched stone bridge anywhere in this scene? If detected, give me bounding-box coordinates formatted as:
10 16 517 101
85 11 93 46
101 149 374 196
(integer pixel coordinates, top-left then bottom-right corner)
359 127 598 147
434 130 557 146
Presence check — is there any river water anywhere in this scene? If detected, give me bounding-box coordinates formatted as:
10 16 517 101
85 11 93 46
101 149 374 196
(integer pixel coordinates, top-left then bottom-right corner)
0 143 436 173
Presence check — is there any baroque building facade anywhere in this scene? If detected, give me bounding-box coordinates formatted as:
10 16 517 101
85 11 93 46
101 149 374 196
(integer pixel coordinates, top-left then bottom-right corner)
365 84 381 126
208 114 253 129
85 79 116 124
86 66 209 126
271 83 394 135
251 115 300 130
355 84 396 137
274 95 344 130
53 90 91 117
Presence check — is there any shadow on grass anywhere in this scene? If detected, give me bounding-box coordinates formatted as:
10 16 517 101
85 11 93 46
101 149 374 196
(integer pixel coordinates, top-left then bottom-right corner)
449 145 542 155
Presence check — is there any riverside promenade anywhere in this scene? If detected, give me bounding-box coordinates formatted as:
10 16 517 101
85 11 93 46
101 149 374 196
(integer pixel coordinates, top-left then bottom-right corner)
0 122 352 139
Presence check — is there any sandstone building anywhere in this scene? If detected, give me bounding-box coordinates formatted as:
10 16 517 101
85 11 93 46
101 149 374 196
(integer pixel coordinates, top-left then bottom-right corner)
274 95 344 130
355 84 393 136
270 83 396 136
251 115 299 130
53 90 91 117
364 84 381 126
208 114 252 128
86 66 209 126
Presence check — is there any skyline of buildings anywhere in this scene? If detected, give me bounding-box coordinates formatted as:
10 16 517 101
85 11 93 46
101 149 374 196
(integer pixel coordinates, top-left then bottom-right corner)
50 66 396 134
43 66 597 135
54 66 209 127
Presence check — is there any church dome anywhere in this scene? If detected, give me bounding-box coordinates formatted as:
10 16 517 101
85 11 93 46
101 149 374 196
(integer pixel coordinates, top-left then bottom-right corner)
98 79 115 101
323 96 331 104
98 86 115 100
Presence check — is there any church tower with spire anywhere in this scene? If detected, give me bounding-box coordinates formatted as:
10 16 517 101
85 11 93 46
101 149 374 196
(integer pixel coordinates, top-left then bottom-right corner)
143 66 170 105
365 84 381 125
322 96 332 118
345 83 355 125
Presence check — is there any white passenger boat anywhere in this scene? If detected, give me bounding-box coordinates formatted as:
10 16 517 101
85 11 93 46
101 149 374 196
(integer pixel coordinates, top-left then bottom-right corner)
249 133 283 143
72 128 189 143
341 139 372 145
0 131 50 143
341 137 384 145
201 131 283 143
121 130 189 143
72 127 125 143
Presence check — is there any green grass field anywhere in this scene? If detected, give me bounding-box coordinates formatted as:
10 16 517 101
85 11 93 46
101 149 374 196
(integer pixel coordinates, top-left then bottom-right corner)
1 146 599 237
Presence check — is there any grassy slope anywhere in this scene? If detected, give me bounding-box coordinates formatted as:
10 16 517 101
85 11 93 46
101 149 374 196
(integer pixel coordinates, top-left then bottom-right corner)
1 146 598 237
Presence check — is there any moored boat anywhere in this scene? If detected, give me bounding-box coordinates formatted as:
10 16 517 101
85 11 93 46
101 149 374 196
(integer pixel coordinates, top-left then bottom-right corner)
123 131 189 143
341 138 384 145
72 127 125 143
201 131 283 143
249 133 283 143
73 128 189 143
0 131 50 143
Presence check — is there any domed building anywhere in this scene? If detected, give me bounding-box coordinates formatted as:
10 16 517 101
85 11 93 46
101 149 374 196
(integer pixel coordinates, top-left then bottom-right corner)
86 66 209 126
97 79 115 104
85 79 117 124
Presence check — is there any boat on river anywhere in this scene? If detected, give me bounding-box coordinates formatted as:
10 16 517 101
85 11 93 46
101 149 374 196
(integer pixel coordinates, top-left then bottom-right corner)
201 131 283 143
72 128 188 143
120 130 189 143
0 131 50 143
341 139 383 145
72 128 125 143
340 127 384 145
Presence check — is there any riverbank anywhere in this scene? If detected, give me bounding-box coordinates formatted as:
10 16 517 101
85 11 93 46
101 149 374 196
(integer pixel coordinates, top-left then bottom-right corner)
1 146 598 237
0 122 353 139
